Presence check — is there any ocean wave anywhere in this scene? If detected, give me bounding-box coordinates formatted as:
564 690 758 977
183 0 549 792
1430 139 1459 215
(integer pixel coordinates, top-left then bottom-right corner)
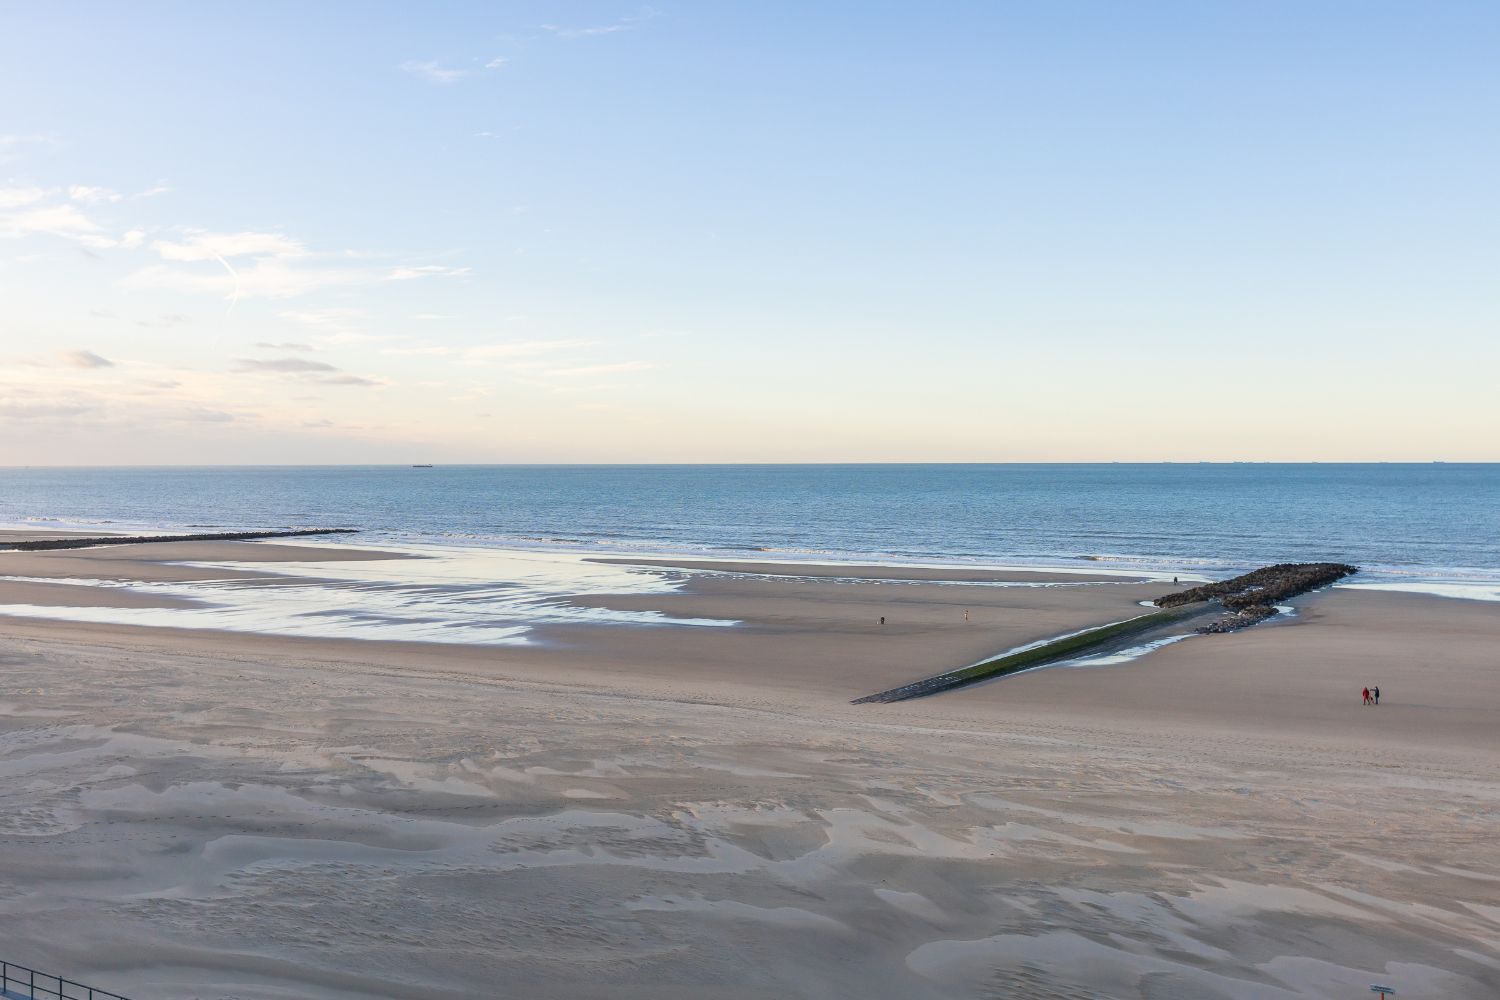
1340 581 1500 603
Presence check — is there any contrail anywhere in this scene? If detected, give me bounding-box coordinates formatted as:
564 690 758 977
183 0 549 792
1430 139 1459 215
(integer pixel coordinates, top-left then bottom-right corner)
209 249 241 313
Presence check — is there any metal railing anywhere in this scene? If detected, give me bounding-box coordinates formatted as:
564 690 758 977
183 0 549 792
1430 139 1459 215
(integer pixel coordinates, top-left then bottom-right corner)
0 960 131 1000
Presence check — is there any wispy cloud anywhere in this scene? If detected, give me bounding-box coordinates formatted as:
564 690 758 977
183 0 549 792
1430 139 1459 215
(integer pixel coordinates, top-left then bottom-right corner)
125 258 366 300
174 407 236 423
485 57 508 70
129 228 472 302
153 230 307 262
543 23 627 37
0 180 154 256
59 349 115 369
320 374 385 387
400 60 467 84
542 6 661 38
231 354 384 388
139 229 311 306
234 357 338 374
0 400 97 420
1 202 100 239
135 312 189 328
255 341 314 351
69 185 123 204
0 186 49 209
384 264 471 281
0 188 149 251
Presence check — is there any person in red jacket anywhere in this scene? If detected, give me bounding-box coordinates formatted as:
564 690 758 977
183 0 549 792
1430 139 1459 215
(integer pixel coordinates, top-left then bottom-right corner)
1362 686 1371 705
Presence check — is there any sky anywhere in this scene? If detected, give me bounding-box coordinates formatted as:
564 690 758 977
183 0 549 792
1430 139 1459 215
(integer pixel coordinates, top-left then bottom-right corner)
2 1 1497 464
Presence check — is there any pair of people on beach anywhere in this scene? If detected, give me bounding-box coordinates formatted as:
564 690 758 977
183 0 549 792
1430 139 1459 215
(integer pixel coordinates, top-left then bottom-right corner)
1362 685 1381 705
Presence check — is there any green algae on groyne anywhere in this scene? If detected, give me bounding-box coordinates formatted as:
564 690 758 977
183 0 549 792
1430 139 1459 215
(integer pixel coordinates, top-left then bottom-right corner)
0 528 359 552
851 603 1211 705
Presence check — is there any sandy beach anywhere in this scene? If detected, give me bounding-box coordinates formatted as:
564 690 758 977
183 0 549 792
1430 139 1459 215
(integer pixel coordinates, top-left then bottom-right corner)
10 3 1500 995
0 537 1496 998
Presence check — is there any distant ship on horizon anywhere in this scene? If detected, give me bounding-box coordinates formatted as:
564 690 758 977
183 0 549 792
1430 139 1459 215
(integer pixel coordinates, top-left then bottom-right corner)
412 464 434 468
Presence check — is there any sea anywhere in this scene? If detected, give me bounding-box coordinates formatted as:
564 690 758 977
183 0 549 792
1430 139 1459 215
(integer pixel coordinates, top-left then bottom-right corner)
4 464 1498 578
0 464 1495 643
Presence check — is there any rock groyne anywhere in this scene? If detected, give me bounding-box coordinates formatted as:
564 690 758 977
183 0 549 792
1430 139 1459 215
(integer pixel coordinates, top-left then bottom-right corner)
853 561 1359 704
1157 562 1357 633
0 528 359 552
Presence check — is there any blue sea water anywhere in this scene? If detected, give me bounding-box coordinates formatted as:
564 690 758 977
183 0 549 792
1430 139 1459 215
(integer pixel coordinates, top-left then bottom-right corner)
3 464 1497 582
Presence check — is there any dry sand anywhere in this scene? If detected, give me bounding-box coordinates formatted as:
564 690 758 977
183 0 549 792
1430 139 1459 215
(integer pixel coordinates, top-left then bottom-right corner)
0 541 1495 998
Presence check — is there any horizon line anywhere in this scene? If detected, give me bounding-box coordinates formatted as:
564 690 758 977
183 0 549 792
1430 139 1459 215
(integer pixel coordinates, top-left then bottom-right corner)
2 461 1494 470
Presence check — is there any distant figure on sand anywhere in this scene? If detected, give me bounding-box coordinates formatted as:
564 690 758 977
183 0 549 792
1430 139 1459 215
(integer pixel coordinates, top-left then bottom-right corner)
963 609 969 622
1374 685 1381 705
879 616 885 626
1362 686 1371 705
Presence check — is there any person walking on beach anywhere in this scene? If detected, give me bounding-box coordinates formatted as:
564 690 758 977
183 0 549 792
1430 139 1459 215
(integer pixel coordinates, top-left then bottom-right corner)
1373 685 1380 705
1362 686 1371 706
963 609 969 622
879 616 885 626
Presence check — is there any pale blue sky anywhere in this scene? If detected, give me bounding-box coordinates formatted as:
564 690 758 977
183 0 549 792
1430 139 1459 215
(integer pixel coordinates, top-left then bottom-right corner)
2 2 1497 462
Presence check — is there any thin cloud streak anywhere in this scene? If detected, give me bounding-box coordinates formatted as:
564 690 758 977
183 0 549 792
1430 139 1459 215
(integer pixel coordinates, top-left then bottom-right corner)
541 6 661 39
400 60 466 84
234 357 338 374
59 349 115 369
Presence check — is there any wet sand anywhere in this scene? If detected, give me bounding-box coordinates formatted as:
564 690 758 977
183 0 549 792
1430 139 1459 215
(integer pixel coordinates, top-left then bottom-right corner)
591 555 1149 583
0 541 1495 998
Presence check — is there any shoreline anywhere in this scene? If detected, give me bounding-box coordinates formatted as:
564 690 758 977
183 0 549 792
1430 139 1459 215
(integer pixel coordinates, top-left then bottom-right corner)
2 524 1500 611
0 535 1497 668
6 518 1500 602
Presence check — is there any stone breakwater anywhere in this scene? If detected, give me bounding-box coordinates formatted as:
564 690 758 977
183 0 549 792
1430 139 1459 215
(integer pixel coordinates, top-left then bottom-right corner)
0 528 359 551
1156 562 1358 633
854 562 1361 703
1195 604 1279 633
